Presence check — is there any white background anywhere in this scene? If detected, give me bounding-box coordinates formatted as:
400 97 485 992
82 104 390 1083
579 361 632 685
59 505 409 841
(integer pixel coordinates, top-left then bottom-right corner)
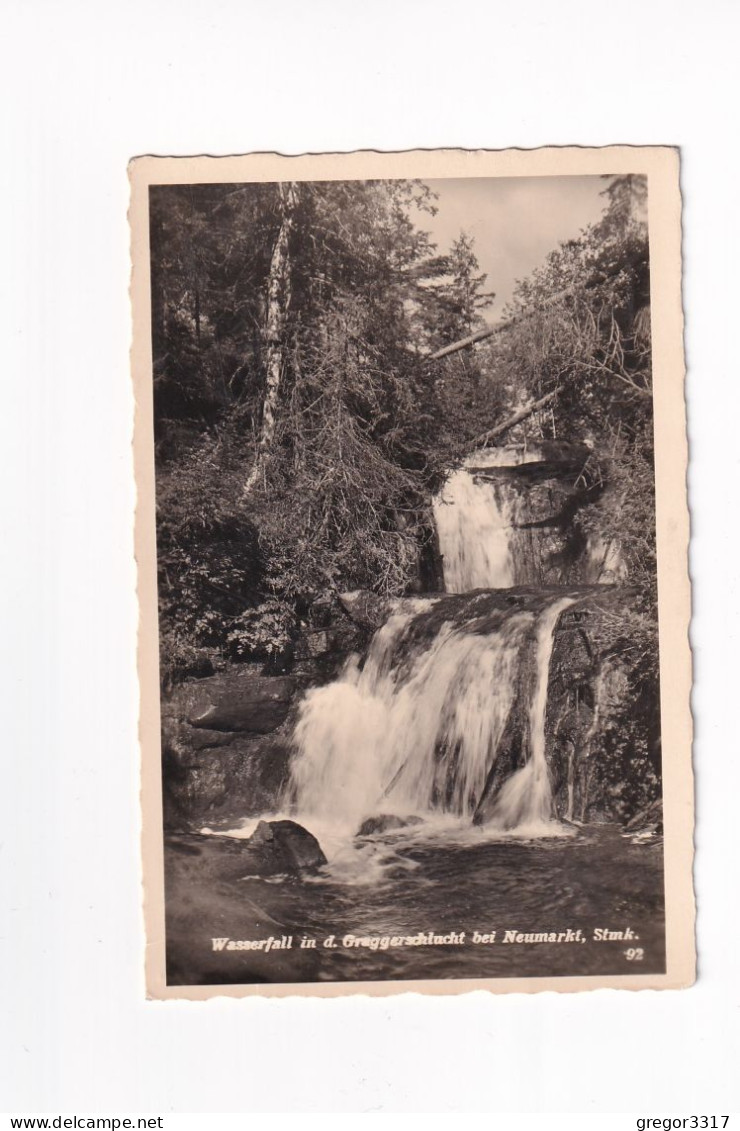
2 0 739 1116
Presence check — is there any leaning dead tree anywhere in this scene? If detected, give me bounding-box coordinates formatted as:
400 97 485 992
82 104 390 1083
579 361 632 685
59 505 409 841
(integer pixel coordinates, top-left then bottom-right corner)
244 182 299 496
428 317 515 361
428 263 651 449
427 261 630 362
468 387 564 447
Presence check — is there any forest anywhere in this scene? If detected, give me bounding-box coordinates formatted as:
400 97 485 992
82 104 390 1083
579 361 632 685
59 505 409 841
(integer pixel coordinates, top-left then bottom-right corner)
150 173 659 825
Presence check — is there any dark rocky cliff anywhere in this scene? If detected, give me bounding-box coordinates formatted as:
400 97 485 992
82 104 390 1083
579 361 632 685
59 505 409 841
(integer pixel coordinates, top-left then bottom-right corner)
161 599 372 829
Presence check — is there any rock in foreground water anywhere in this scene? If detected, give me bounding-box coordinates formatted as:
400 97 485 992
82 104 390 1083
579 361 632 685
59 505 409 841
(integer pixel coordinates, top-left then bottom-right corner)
247 819 327 874
357 814 424 836
167 819 326 883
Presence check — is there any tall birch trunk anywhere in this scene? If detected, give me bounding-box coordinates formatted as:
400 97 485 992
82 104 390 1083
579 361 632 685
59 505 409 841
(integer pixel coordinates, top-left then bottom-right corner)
244 181 298 495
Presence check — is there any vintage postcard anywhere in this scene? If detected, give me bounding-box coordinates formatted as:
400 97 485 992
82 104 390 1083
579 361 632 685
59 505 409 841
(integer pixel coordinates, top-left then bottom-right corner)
130 147 694 998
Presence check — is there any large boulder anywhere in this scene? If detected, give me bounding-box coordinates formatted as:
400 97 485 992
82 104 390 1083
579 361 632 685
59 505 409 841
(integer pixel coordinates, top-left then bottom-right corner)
187 673 295 733
160 666 300 830
247 820 327 874
175 726 234 756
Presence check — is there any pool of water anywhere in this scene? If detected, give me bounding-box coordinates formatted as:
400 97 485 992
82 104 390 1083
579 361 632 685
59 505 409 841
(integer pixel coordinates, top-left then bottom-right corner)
165 822 665 986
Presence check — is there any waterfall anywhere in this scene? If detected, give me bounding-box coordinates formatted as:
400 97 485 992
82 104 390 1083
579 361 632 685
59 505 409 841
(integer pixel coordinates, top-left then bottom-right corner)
289 611 418 837
290 608 532 834
434 446 621 591
288 597 573 839
284 446 578 844
433 468 514 591
433 449 523 592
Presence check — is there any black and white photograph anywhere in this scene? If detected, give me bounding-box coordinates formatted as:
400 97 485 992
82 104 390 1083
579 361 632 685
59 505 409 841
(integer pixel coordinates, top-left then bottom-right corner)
131 148 693 997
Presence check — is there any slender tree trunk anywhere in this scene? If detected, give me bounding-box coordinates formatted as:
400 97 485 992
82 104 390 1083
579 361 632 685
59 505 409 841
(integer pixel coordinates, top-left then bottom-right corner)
467 386 563 450
429 323 499 360
244 181 299 495
428 262 628 362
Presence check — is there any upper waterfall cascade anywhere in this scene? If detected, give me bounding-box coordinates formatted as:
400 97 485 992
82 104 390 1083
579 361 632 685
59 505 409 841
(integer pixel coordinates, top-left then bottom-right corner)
433 448 525 591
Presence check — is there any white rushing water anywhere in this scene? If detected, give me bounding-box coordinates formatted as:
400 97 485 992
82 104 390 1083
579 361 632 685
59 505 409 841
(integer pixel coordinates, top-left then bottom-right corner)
287 596 573 841
433 449 524 592
434 446 621 592
289 609 533 837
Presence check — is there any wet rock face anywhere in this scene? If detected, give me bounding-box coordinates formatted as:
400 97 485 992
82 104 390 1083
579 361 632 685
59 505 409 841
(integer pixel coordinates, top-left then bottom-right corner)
544 617 598 823
162 731 292 830
161 667 299 829
460 590 654 828
461 442 603 587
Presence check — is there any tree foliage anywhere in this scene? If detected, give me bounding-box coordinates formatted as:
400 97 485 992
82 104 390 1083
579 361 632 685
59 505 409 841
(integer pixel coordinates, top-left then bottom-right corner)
151 180 452 679
413 231 494 350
